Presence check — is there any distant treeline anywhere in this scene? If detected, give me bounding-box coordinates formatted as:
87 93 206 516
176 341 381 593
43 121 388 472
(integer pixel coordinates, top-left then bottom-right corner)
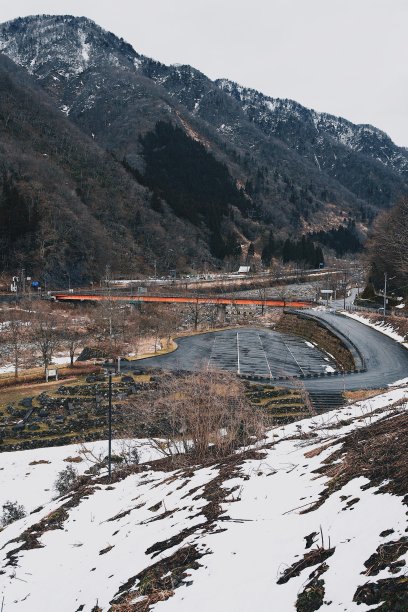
260 222 362 269
309 221 363 256
261 232 324 269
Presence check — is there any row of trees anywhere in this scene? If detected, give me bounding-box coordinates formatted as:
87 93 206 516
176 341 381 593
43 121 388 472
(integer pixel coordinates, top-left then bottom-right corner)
259 233 324 269
0 303 86 377
0 300 185 378
282 236 324 269
1 293 258 378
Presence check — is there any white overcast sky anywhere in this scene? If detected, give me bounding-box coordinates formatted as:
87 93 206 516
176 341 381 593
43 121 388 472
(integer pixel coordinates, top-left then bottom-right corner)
1 0 407 146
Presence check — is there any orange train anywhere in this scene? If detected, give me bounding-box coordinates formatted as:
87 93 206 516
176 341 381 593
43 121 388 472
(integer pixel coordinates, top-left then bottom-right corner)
53 293 313 308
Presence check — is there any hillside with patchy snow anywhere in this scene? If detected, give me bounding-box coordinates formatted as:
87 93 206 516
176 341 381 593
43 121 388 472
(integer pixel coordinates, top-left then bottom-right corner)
0 387 407 611
1 13 407 264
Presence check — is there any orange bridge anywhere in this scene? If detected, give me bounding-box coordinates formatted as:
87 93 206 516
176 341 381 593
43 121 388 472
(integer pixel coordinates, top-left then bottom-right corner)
53 293 313 308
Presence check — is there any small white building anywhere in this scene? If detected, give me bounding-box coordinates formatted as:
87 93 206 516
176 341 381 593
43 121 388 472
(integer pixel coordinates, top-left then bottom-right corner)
237 266 251 274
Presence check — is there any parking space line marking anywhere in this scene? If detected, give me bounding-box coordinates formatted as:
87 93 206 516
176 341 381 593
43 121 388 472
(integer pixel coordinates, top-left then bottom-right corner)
257 333 273 379
207 335 217 370
281 336 306 376
236 332 240 374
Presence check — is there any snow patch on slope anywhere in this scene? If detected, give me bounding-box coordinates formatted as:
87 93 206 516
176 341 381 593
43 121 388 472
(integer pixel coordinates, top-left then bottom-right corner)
0 388 406 611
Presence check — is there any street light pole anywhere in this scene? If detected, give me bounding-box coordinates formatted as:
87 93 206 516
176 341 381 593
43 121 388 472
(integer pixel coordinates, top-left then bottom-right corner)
108 372 112 479
343 271 347 310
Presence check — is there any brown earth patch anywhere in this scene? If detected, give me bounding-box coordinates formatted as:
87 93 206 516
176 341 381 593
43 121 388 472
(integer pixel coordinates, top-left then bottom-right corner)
302 409 408 514
277 547 335 585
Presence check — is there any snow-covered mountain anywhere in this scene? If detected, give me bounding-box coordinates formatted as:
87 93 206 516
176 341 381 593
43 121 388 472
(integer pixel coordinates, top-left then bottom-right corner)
0 15 143 81
0 14 407 217
216 78 408 178
0 14 408 280
1 387 407 611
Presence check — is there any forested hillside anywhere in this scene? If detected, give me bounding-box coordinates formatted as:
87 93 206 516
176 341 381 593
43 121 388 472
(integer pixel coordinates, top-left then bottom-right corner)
0 56 218 282
0 14 408 282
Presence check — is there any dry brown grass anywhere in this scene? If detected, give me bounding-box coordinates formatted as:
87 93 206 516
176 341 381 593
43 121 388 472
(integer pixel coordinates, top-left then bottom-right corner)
0 363 101 390
304 407 408 512
344 389 386 403
304 442 334 459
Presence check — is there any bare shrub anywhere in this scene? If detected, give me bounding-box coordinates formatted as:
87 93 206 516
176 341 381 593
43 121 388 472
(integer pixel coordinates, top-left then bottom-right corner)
1 500 26 526
114 440 140 466
127 370 265 462
54 464 79 496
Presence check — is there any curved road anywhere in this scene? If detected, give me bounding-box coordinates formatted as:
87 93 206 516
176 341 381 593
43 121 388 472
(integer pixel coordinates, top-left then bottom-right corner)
300 310 408 390
125 311 408 391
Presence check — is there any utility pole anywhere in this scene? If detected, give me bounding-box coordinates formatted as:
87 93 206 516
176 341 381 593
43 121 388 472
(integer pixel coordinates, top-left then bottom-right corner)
108 372 112 479
21 268 26 295
383 272 387 317
105 264 113 340
343 270 347 310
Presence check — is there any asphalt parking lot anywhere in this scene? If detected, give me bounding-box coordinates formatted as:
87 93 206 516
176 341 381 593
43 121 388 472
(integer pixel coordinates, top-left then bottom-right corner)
124 311 408 391
127 327 336 378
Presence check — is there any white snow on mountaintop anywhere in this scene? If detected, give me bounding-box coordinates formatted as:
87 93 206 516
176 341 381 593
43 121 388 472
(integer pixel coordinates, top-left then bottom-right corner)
0 16 92 77
1 387 407 611
0 15 143 81
216 78 408 174
78 28 90 64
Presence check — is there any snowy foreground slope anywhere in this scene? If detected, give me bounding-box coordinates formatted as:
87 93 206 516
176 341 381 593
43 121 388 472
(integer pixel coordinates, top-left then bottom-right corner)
0 390 407 611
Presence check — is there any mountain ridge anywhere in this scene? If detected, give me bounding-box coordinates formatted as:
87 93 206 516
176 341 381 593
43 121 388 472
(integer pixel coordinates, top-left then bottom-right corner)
0 14 407 281
216 77 408 177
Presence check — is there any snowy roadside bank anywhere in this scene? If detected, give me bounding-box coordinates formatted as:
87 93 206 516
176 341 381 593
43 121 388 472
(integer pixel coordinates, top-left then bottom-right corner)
343 311 407 345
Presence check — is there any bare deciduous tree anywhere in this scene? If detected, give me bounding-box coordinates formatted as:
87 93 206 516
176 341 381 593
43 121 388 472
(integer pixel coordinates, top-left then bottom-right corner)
367 197 408 287
0 309 32 377
62 327 88 367
31 306 61 373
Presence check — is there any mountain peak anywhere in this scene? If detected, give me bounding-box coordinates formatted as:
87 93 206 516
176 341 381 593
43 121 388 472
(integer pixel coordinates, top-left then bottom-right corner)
0 14 141 80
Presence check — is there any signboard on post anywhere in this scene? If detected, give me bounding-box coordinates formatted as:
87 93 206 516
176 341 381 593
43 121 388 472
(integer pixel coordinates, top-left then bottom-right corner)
45 368 58 383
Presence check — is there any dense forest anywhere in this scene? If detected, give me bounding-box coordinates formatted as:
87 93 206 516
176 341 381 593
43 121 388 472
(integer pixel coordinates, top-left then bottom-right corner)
366 197 408 292
259 232 324 269
309 221 363 257
135 122 250 259
282 236 324 269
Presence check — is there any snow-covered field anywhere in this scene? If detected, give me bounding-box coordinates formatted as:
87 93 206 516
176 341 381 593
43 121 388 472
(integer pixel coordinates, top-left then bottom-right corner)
0 352 72 375
0 388 407 611
0 439 162 514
